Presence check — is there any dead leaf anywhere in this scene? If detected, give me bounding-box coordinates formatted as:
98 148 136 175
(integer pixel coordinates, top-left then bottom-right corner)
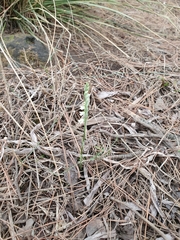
97 91 118 99
138 108 152 116
150 179 165 218
139 167 151 180
118 202 141 211
84 230 116 240
30 123 42 145
86 116 121 126
156 233 174 240
155 97 167 111
171 112 179 124
117 223 134 240
84 170 110 206
17 218 34 237
64 164 78 185
149 204 157 220
86 218 104 237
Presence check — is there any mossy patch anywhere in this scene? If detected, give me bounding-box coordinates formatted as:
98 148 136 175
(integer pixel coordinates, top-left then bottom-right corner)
1 34 50 68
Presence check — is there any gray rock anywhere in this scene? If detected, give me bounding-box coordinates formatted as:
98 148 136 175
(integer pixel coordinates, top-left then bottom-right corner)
1 33 49 67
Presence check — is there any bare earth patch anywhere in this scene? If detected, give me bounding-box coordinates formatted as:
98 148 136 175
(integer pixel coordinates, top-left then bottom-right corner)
0 2 180 240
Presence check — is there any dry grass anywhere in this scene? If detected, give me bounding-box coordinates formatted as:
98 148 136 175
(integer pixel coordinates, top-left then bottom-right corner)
0 1 180 239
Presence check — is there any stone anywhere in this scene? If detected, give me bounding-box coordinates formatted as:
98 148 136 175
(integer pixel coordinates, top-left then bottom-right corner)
0 33 49 68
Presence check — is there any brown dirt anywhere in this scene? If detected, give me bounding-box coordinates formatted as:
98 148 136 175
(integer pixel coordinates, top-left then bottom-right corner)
0 1 180 239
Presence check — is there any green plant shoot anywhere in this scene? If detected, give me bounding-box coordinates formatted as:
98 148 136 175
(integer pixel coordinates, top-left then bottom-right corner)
79 82 90 168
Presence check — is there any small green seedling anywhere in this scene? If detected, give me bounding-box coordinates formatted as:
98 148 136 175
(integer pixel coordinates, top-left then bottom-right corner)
160 77 170 88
